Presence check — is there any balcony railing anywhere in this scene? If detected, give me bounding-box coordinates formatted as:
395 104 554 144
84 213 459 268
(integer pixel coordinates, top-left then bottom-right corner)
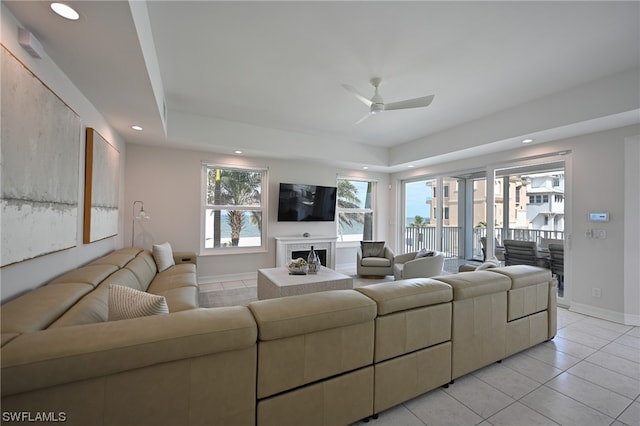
405 226 564 259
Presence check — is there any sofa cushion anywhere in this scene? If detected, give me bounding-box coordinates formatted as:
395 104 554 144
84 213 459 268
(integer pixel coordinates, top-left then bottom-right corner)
1 283 94 333
48 286 110 328
149 286 199 312
123 252 157 291
488 265 551 289
88 248 142 268
48 264 118 288
108 285 169 321
433 271 511 300
361 257 391 267
356 278 452 316
248 290 376 341
152 242 176 272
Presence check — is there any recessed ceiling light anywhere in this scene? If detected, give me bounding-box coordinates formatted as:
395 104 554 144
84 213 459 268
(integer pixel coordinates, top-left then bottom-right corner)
234 150 243 154
522 138 534 144
408 165 415 168
51 3 80 20
131 125 143 131
362 166 369 170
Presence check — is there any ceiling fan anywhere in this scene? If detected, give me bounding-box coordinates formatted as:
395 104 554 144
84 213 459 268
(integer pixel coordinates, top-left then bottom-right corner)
342 77 435 124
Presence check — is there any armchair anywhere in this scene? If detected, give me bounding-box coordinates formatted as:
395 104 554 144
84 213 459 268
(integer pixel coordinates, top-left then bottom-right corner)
393 250 445 280
356 241 395 276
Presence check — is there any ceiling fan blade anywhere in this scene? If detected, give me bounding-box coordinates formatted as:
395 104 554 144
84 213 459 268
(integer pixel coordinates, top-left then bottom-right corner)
342 84 373 107
385 94 435 111
355 112 372 125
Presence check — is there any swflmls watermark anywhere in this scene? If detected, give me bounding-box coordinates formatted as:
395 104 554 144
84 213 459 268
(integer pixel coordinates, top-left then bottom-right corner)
1 412 67 423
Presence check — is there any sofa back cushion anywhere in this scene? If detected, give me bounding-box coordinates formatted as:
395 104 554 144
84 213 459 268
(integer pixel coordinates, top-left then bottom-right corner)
88 247 142 268
1 283 94 333
48 268 150 328
123 252 157 291
48 287 110 328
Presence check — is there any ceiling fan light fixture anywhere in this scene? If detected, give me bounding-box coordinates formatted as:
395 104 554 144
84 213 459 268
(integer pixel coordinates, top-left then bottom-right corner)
371 103 385 114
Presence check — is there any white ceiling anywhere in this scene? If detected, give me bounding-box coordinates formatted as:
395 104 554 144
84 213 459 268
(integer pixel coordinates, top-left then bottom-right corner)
4 1 640 171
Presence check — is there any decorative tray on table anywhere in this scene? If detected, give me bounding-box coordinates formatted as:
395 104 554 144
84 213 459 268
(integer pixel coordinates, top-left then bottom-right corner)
287 258 309 275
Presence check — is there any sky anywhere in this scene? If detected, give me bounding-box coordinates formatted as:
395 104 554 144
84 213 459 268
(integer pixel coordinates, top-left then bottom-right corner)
405 180 431 220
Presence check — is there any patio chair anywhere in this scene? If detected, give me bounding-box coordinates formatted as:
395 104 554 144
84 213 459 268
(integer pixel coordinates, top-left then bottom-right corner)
548 243 564 297
502 240 549 268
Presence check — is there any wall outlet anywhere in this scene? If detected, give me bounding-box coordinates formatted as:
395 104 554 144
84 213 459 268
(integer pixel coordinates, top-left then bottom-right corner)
592 287 602 298
594 229 607 239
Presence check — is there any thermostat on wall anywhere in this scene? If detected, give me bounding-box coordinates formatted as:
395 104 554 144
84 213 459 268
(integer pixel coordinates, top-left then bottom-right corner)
589 212 609 222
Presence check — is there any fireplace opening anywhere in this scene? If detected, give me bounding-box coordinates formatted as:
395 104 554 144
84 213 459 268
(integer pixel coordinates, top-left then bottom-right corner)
291 249 327 267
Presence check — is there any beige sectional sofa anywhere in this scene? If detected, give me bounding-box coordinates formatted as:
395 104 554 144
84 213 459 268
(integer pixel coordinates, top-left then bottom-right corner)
1 248 258 426
1 248 557 426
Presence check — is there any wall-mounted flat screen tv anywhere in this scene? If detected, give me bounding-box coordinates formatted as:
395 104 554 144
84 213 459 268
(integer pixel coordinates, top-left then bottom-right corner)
277 182 337 222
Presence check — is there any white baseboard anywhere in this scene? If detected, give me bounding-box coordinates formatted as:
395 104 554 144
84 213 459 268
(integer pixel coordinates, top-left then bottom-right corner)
198 272 256 284
569 302 640 326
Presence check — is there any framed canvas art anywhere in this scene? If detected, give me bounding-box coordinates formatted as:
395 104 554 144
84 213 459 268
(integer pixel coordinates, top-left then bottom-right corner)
1 46 81 266
83 128 120 243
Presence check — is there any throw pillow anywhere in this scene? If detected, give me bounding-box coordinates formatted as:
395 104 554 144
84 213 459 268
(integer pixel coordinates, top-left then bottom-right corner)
108 284 169 321
415 248 435 259
152 242 175 272
361 241 385 258
476 258 501 270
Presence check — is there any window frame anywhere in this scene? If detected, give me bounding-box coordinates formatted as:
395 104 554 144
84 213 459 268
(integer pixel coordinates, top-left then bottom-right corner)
200 163 268 255
336 177 377 243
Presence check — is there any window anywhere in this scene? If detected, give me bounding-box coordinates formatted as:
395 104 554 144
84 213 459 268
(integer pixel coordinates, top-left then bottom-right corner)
443 185 449 197
202 164 267 252
336 178 376 242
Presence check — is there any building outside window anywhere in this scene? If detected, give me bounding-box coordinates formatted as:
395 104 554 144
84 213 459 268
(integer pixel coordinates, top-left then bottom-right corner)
202 164 267 252
336 178 376 242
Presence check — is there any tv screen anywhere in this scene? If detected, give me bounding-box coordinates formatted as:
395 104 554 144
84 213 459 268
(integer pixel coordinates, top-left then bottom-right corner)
277 182 337 222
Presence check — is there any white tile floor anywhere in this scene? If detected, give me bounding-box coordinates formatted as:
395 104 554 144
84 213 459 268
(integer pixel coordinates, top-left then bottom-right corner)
201 274 639 426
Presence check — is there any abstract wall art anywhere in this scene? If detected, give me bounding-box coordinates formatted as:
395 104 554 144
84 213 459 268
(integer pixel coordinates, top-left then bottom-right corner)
83 128 120 243
1 46 82 266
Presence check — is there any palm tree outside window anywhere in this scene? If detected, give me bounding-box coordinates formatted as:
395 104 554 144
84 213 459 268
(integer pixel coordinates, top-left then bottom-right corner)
336 178 376 242
202 164 267 252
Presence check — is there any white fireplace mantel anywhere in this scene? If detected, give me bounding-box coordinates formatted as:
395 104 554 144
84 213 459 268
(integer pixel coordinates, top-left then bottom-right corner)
275 236 338 269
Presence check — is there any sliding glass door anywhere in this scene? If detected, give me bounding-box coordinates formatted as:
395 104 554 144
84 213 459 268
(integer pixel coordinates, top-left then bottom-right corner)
401 159 567 290
402 176 464 261
404 178 436 252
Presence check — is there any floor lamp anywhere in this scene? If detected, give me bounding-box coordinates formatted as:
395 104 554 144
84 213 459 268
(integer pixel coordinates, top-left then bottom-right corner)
132 200 151 247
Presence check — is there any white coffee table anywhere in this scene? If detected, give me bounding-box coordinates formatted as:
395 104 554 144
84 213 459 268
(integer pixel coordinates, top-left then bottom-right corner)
257 266 353 300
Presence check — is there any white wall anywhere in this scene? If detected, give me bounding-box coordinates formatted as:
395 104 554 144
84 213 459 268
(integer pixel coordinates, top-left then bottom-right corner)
391 124 640 325
0 5 126 301
125 144 390 281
